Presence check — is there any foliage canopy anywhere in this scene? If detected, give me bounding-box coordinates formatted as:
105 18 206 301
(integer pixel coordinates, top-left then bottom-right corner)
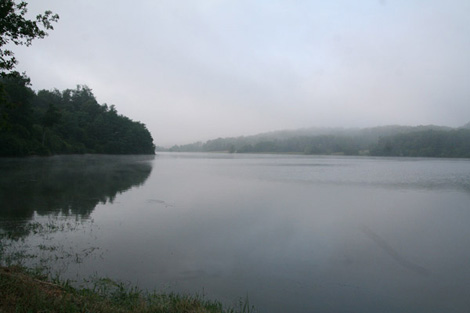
0 75 155 156
0 0 59 74
169 125 470 158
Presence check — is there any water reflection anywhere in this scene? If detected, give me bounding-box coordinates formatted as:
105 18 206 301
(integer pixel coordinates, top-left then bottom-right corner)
224 155 470 195
2 153 470 313
0 155 153 223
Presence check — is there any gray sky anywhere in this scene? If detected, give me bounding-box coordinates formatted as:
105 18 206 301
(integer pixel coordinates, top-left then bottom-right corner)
14 0 470 146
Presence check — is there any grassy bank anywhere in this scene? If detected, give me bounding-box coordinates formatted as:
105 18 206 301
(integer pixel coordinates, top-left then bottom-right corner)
0 266 254 313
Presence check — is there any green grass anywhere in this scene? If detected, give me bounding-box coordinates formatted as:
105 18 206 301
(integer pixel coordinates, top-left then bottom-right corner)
0 266 255 313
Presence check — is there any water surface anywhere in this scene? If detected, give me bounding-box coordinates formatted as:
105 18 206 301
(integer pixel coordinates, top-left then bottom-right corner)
1 153 470 313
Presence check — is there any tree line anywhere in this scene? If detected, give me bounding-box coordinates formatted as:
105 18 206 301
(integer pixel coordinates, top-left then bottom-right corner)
370 129 470 158
167 124 470 158
0 74 155 156
0 1 155 156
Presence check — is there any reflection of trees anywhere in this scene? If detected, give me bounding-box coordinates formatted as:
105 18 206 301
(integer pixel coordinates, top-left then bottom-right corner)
0 155 154 222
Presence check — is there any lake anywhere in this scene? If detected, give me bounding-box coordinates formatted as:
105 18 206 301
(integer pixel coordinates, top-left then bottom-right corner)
1 153 470 312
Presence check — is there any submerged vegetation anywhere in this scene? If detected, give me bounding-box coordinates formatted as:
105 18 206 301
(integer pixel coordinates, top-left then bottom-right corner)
0 216 255 313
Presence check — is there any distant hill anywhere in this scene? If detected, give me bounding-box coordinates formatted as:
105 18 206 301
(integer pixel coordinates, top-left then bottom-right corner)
371 128 470 158
461 121 470 129
168 124 470 158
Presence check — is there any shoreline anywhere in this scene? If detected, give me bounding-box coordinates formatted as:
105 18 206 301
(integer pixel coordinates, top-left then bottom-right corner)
0 266 254 313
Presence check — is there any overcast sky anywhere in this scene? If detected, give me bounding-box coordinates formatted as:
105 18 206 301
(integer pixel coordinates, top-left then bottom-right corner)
14 0 470 146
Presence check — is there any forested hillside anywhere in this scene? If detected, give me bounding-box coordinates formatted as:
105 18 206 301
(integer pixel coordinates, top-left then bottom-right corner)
168 124 470 158
370 129 470 157
0 74 155 156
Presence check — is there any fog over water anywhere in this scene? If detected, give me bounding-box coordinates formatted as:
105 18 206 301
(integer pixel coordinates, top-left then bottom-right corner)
15 1 470 145
4 1 470 311
1 154 470 312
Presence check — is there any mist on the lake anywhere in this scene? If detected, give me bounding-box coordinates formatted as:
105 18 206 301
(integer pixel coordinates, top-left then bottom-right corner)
1 154 470 312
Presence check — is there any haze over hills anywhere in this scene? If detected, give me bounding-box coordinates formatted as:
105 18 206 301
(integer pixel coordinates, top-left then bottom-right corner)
164 123 470 158
218 124 453 141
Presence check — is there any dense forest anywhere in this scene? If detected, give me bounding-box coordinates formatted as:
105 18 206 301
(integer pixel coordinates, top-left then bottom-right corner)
0 74 155 156
167 124 470 158
0 0 155 157
371 129 470 157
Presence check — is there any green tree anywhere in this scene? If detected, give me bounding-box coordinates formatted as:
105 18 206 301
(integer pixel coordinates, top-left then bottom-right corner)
41 102 61 145
0 0 59 74
0 73 37 155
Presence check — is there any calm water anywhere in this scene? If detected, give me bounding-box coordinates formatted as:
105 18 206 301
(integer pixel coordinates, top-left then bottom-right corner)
1 153 470 312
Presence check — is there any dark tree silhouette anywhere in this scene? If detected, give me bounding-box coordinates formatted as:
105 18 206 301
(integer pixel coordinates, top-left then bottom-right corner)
0 0 59 74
